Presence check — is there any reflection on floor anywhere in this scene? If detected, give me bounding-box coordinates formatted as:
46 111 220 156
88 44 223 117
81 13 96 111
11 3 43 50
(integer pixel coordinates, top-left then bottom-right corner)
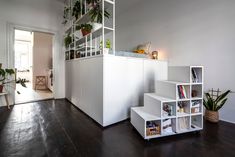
15 83 53 104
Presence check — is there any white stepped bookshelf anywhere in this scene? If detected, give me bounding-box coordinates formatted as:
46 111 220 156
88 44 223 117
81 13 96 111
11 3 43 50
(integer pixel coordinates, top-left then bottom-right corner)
131 66 203 139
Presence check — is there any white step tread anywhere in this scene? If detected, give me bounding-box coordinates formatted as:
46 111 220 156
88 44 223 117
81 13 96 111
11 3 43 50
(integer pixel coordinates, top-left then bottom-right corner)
145 93 175 102
158 80 191 85
132 107 161 121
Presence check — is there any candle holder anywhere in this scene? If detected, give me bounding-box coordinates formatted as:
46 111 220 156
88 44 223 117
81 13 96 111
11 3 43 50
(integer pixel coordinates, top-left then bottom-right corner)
152 51 158 60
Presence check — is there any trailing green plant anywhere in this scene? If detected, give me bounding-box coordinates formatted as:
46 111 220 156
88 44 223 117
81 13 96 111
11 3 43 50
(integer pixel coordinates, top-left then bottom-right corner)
62 7 70 25
72 0 85 20
89 4 110 23
0 68 27 94
64 34 72 48
203 90 231 111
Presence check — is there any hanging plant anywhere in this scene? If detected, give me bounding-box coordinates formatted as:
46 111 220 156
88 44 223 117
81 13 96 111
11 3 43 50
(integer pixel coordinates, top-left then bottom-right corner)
87 0 100 6
89 4 110 24
62 7 70 25
64 34 72 48
72 0 85 20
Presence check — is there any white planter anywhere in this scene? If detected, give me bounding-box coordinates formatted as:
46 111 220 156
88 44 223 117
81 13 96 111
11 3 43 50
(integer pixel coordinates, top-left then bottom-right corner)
103 48 110 54
92 23 102 32
74 30 82 39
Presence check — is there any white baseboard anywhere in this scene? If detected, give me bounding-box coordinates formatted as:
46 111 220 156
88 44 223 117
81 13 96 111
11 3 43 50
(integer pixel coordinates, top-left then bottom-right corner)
220 118 235 124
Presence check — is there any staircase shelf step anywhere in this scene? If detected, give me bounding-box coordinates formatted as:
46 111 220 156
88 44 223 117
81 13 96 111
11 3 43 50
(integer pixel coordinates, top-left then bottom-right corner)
131 107 161 121
145 93 175 102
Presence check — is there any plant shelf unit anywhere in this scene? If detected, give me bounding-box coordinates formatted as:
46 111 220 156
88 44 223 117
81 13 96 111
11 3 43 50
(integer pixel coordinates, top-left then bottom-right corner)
131 66 204 139
64 0 115 61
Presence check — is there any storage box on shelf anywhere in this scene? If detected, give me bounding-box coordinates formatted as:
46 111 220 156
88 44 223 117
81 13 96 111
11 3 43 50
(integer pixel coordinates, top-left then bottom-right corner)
131 66 204 139
63 0 115 61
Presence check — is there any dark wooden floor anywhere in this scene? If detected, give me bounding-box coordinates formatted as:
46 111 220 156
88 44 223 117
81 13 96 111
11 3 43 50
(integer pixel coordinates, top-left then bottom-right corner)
0 99 235 157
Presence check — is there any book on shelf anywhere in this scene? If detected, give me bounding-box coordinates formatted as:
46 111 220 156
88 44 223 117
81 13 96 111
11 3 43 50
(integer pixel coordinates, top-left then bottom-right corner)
178 85 187 99
191 68 199 83
162 119 173 133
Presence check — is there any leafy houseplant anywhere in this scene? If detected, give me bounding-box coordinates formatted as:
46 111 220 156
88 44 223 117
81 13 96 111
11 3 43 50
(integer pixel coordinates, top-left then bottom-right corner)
72 0 85 20
64 34 72 48
89 4 110 31
78 24 93 36
203 90 231 123
100 39 111 54
0 68 26 94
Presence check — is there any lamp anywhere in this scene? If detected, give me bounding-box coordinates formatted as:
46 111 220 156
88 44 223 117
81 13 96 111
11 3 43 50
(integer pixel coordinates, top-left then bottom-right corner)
152 51 158 60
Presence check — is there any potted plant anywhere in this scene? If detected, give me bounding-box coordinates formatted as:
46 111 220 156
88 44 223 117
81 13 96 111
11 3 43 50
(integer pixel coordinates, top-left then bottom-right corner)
89 4 110 31
79 24 93 36
203 90 231 123
64 34 72 48
0 68 26 94
100 39 111 54
72 0 85 21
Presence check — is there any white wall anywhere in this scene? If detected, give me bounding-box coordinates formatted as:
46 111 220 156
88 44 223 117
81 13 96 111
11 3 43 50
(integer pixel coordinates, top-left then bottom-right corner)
116 0 235 123
0 0 65 105
33 32 53 89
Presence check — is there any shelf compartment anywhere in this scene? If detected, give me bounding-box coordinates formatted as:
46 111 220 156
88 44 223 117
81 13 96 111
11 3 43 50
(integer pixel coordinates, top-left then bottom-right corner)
177 101 190 116
191 115 203 130
146 120 161 137
177 85 190 100
162 102 176 118
76 27 113 45
191 84 203 98
191 99 202 114
191 67 203 83
162 118 176 135
177 116 190 133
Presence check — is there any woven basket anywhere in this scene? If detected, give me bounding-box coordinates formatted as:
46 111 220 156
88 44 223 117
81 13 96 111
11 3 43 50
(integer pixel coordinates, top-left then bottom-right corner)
205 110 219 123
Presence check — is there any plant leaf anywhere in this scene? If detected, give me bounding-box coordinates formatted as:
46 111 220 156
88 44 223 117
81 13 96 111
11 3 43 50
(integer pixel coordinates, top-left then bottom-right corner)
216 98 228 111
215 90 230 105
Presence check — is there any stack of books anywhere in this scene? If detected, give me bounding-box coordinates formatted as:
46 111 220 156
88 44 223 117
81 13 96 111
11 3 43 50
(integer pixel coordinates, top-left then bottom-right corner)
178 85 187 99
192 69 199 83
162 119 173 133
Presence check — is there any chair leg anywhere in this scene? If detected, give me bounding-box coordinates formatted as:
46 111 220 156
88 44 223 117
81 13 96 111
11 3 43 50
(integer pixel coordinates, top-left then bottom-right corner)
4 94 10 109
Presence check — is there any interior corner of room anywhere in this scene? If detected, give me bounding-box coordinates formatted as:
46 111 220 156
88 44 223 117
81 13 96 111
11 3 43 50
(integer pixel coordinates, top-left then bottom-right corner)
0 0 235 156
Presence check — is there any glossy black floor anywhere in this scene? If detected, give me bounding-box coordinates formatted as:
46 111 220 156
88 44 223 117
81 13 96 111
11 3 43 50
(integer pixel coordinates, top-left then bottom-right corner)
0 99 235 157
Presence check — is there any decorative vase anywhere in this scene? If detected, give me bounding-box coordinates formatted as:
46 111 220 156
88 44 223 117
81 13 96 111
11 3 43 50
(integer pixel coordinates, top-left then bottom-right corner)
81 29 91 36
0 85 3 93
205 110 219 123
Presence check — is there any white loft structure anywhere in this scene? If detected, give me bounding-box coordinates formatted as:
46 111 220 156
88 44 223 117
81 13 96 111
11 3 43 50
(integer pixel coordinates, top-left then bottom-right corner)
64 0 204 138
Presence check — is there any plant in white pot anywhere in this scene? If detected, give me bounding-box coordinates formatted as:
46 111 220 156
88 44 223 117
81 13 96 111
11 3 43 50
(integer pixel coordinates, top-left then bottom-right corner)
89 3 110 31
100 39 111 54
203 90 230 123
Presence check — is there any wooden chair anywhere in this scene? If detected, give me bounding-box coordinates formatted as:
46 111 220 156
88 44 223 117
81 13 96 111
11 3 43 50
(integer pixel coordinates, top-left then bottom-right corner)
35 76 47 90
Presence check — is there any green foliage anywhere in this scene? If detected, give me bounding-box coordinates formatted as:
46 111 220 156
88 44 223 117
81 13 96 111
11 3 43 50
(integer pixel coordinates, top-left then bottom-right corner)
79 24 93 31
64 34 72 48
203 90 231 111
72 0 85 20
0 68 27 94
62 7 70 25
106 39 111 49
89 4 110 23
86 0 99 5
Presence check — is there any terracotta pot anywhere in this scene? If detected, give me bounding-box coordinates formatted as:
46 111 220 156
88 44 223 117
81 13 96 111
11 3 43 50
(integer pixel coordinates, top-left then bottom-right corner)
81 29 91 36
205 110 219 123
0 85 3 93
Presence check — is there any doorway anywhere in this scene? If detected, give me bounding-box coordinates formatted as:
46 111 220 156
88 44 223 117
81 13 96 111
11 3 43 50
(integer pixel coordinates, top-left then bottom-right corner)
14 29 54 104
